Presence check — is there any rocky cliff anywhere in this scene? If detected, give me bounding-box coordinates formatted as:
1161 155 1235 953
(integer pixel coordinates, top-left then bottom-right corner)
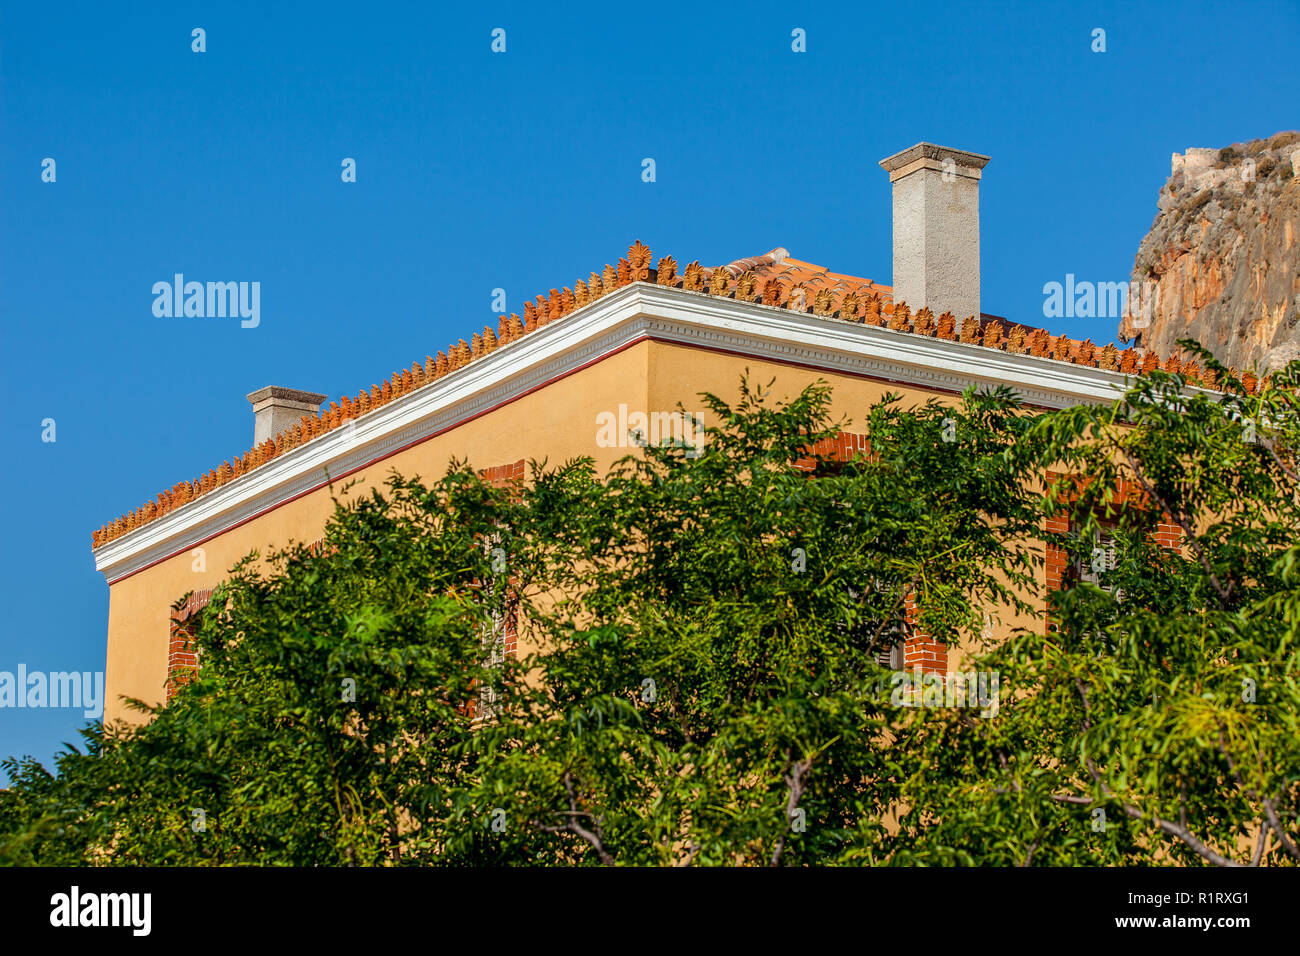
1118 132 1300 373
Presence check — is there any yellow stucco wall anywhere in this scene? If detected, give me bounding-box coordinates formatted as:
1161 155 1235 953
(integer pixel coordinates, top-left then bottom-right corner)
101 339 1046 726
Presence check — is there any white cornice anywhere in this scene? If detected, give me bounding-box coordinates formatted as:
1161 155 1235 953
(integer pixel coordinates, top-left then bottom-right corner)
632 285 1141 408
94 284 1148 583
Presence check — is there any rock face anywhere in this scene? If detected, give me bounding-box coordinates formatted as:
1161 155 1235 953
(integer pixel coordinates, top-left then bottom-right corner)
1118 132 1300 373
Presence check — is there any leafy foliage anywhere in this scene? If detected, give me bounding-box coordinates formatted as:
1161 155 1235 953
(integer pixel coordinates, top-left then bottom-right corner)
4 354 1298 866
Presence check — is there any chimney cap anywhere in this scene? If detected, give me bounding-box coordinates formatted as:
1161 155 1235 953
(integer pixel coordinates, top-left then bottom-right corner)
878 142 991 174
246 387 327 446
246 386 328 409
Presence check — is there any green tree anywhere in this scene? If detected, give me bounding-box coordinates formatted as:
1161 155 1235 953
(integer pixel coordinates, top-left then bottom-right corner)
4 355 1298 867
897 344 1300 866
5 467 529 865
483 377 1042 864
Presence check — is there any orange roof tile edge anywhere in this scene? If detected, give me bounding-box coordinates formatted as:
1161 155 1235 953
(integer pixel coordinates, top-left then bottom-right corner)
90 240 1256 550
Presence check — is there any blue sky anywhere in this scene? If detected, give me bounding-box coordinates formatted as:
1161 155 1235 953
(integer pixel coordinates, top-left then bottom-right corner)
1 0 1296 772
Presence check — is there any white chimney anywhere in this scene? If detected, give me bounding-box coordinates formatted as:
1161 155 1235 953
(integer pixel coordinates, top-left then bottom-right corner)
878 142 990 321
246 386 326 445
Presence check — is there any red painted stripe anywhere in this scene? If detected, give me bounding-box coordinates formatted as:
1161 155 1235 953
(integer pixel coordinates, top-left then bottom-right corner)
107 335 652 584
104 333 1042 585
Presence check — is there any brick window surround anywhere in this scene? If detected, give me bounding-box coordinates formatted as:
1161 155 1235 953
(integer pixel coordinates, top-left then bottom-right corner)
902 592 947 674
795 431 872 471
796 432 946 673
1044 472 1184 632
478 460 526 661
167 587 213 699
168 539 334 700
479 459 526 496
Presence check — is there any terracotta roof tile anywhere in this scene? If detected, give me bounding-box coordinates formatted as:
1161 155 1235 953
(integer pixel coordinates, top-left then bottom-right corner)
90 241 1230 550
708 247 889 303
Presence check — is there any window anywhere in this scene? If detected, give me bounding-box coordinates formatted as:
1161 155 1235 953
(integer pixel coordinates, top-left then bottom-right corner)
873 630 906 669
1077 528 1118 590
852 579 909 670
1044 472 1175 631
1070 526 1127 603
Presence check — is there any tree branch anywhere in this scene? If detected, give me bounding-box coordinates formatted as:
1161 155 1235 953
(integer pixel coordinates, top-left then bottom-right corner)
538 771 616 866
1215 727 1300 864
1076 679 1242 867
1261 797 1300 862
1250 822 1268 867
770 753 813 867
